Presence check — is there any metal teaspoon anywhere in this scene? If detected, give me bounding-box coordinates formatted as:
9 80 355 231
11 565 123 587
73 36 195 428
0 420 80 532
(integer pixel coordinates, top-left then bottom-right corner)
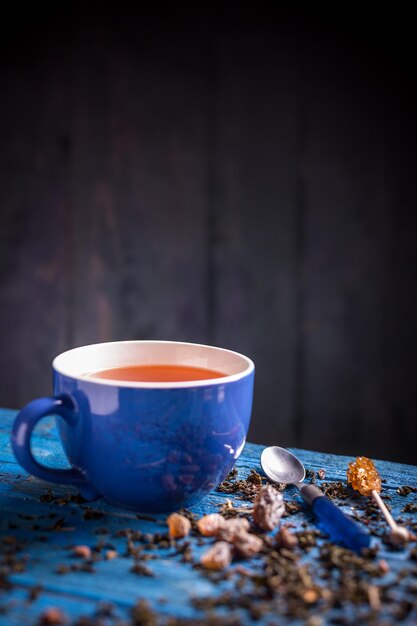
261 446 370 553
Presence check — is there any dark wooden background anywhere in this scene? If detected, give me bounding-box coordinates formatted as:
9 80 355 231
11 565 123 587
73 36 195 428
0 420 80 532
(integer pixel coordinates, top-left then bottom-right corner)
1 5 416 463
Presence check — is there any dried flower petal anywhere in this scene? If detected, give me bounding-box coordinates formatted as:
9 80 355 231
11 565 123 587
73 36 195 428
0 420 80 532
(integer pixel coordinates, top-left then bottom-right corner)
253 485 285 531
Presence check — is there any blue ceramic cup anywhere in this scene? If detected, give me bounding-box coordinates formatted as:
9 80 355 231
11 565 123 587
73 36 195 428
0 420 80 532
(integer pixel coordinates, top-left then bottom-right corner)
11 341 254 512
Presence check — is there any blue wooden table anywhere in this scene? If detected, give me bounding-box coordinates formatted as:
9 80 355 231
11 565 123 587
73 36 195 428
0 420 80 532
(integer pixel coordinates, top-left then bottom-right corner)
1 407 417 625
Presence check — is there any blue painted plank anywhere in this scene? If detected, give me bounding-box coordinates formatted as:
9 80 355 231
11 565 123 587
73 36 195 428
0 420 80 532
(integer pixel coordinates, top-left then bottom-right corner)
1 408 417 625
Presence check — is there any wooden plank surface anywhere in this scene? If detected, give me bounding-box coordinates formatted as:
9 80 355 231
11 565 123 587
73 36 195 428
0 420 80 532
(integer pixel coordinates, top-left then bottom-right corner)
212 16 298 449
1 408 417 625
0 29 72 406
0 8 416 467
295 24 417 462
70 15 210 346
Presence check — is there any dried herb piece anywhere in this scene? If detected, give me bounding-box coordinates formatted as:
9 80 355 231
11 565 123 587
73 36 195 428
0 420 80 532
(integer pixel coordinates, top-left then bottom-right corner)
27 585 43 603
39 491 85 506
276 525 298 550
321 481 352 500
402 502 417 513
217 469 265 501
246 469 263 485
39 490 55 503
83 508 105 520
131 599 157 626
253 484 285 531
218 500 252 519
131 561 154 577
305 469 317 484
397 485 417 496
296 529 321 550
136 513 157 522
167 513 191 538
285 500 303 515
200 542 233 570
172 541 194 563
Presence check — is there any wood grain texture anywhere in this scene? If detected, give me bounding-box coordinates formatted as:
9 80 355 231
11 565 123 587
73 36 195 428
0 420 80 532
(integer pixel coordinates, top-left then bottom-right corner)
0 409 416 625
70 16 209 346
0 8 416 463
212 17 298 448
0 32 72 406
296 26 417 461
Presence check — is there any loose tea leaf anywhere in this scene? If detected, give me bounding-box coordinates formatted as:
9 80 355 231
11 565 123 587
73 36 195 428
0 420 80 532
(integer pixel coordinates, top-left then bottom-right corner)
131 561 155 577
403 502 417 513
397 486 417 496
131 599 157 626
217 469 265 501
276 525 298 550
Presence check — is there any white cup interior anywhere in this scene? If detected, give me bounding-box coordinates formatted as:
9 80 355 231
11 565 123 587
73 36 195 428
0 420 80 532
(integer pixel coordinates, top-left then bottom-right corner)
53 340 254 388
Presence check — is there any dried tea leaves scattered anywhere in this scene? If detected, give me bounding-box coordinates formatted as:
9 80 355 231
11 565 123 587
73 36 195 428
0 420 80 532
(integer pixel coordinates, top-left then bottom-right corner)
397 486 417 496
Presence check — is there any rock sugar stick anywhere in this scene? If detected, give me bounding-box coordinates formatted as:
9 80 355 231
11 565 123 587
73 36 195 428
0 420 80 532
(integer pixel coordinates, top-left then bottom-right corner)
347 456 410 545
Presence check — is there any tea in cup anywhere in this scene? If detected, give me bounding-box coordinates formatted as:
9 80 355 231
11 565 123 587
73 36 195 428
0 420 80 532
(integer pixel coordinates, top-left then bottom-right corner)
11 340 254 512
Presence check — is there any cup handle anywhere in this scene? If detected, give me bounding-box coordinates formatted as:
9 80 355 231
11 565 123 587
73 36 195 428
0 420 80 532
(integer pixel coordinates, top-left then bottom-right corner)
11 395 98 500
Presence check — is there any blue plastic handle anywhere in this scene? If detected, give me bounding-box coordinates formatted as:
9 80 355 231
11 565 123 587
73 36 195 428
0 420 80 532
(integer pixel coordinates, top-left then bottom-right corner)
11 395 98 500
312 495 371 553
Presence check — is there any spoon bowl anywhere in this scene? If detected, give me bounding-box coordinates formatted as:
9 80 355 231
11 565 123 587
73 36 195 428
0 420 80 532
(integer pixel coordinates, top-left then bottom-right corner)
261 446 305 485
260 445 371 553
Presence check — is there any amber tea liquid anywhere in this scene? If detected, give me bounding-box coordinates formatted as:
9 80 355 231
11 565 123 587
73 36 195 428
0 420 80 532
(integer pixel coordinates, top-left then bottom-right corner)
85 364 226 383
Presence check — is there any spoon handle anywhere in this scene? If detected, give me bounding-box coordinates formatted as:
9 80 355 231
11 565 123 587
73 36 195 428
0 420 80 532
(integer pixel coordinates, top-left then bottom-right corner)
300 485 371 553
